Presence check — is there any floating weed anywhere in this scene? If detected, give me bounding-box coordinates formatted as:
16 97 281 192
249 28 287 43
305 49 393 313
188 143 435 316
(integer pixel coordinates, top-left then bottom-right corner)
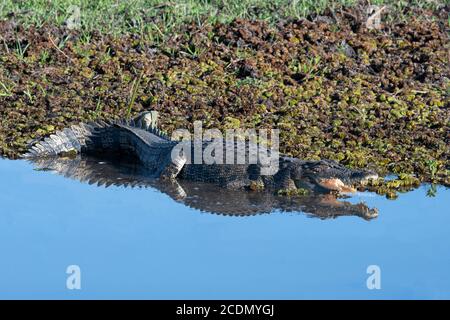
366 174 421 199
426 184 437 197
277 188 309 196
426 159 438 180
35 124 55 136
235 77 264 88
289 56 324 80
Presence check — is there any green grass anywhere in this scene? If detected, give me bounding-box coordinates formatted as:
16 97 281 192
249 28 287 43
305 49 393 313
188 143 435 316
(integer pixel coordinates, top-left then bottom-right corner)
0 81 14 97
0 0 446 36
127 70 144 119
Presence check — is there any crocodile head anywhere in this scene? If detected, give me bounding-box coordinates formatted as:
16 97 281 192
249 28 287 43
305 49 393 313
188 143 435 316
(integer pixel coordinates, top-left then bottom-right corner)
289 159 378 193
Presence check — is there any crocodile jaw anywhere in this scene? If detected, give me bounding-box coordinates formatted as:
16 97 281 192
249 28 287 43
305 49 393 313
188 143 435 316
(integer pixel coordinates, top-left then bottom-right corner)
317 173 379 192
316 178 356 193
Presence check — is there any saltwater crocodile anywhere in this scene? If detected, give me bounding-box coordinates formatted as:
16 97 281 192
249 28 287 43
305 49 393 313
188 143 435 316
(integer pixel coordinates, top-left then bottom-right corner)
30 155 378 220
24 111 378 193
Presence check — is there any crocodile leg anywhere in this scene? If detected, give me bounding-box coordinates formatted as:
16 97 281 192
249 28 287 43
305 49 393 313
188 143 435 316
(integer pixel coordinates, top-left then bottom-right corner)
159 150 187 179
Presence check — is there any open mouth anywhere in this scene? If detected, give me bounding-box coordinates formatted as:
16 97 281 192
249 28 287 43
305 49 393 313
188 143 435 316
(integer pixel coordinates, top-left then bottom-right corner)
316 173 379 193
316 178 357 193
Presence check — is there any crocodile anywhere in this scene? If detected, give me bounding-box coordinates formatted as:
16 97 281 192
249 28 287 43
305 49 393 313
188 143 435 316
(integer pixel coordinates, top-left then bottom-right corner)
23 111 378 193
30 155 379 220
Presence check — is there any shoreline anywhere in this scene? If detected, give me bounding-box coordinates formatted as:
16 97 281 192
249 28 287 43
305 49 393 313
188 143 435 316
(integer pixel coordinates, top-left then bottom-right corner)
0 4 449 196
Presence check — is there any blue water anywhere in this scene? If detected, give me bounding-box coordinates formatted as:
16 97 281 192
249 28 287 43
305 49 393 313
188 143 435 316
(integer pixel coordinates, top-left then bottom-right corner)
0 158 449 299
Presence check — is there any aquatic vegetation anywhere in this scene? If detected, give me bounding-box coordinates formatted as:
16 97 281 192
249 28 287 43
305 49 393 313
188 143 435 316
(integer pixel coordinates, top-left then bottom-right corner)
277 188 310 197
426 159 439 180
0 4 448 197
365 174 422 199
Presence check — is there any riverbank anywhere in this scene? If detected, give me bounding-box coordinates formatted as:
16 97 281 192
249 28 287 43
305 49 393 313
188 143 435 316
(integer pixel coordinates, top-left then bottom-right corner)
0 1 448 197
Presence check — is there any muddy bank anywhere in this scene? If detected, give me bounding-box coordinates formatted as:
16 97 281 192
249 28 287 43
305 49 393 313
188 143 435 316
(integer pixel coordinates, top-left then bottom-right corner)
0 6 448 196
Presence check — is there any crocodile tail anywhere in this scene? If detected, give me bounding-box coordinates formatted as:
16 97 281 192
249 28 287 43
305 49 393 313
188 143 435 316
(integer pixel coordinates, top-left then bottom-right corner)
22 120 118 158
22 123 94 158
22 112 165 158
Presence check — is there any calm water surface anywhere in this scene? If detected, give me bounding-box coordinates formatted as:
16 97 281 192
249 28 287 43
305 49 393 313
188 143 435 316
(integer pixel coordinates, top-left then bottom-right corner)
0 158 449 299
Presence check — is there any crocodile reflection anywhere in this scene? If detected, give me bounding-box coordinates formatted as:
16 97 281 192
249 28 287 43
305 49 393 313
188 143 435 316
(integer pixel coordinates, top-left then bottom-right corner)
29 156 378 220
